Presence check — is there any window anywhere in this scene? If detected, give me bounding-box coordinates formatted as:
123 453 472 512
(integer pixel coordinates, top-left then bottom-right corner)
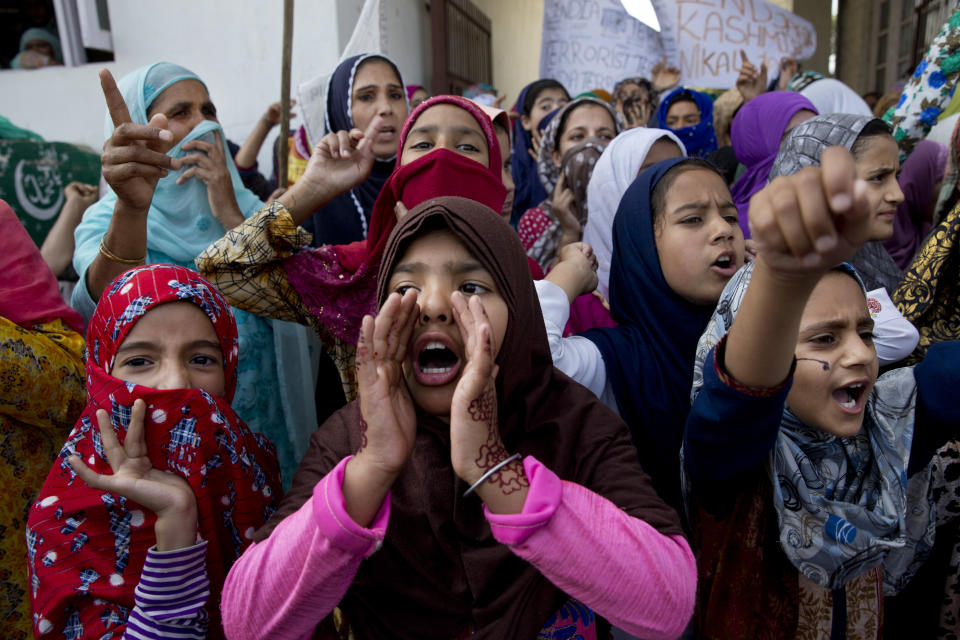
1 0 112 70
874 3 890 93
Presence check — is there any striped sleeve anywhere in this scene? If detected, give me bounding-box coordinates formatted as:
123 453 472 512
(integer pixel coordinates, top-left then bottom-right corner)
124 541 210 640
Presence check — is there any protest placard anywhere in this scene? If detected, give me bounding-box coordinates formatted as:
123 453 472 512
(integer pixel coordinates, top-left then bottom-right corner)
539 0 666 96
540 0 817 92
650 0 816 87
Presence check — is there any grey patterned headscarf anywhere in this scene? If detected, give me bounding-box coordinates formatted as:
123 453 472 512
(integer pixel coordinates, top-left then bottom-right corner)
688 261 936 594
768 113 874 180
768 114 903 291
537 97 621 196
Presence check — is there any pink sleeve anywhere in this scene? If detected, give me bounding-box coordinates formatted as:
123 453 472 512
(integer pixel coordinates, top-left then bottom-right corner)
484 456 696 640
220 456 390 640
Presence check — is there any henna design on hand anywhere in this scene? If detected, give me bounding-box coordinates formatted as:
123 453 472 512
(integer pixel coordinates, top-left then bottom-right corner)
470 388 528 495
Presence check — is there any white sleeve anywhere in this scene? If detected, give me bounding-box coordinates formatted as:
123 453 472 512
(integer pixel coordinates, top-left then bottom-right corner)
535 279 609 399
867 288 920 366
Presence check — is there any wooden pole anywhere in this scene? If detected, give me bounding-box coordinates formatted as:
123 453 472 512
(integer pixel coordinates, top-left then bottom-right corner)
431 0 447 96
278 0 294 189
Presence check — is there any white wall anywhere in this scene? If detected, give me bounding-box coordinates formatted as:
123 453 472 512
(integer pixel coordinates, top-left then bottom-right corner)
0 0 349 172
381 0 431 90
474 0 543 109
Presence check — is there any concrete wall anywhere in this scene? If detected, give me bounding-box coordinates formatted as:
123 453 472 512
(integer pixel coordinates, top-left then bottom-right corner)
472 0 544 109
0 0 346 169
382 0 432 89
836 0 874 93
0 0 436 168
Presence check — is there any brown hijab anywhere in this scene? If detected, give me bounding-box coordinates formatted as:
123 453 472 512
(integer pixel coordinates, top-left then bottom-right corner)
256 196 682 639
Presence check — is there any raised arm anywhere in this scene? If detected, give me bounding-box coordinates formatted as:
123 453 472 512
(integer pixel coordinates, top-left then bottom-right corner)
40 182 98 277
84 69 180 300
195 201 322 326
234 101 294 170
536 243 609 398
197 114 394 326
724 147 872 387
684 147 875 486
276 115 389 225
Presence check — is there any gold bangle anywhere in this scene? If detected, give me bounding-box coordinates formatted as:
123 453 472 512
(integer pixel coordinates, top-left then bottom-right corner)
99 237 146 265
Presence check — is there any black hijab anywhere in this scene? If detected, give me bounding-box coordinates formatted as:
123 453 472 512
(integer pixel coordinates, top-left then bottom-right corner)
302 54 405 247
583 158 721 514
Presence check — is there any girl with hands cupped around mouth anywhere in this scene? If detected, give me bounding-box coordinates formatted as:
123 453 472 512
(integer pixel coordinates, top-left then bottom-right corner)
221 198 696 640
683 146 960 638
347 263 523 524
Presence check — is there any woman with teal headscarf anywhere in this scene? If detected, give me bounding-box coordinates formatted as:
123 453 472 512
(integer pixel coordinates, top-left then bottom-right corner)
10 27 61 69
72 63 317 485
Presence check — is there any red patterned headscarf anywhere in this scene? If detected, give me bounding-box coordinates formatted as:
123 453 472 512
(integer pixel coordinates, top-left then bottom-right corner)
27 264 281 640
285 94 507 344
337 94 505 271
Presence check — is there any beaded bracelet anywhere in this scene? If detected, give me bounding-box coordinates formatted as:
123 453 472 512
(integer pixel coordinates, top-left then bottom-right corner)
99 237 146 265
462 452 522 498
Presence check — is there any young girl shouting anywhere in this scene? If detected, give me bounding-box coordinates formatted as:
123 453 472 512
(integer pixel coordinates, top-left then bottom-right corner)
684 147 960 637
539 157 746 514
221 197 695 639
28 265 281 639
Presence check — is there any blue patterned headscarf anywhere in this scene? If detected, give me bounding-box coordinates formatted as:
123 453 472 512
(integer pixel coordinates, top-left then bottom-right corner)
657 87 718 158
690 261 937 592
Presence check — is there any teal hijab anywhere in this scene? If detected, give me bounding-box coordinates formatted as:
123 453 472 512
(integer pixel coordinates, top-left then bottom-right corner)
76 62 264 266
11 27 61 68
72 63 315 488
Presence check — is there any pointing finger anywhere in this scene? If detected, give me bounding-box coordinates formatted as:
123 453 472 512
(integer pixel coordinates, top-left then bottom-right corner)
357 115 387 154
820 146 859 217
100 68 133 128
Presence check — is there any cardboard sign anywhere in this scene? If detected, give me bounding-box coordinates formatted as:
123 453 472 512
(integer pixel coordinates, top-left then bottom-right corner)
539 0 817 93
651 0 817 88
539 0 666 97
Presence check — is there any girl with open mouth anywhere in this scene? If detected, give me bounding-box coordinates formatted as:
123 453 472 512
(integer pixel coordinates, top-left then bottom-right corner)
537 156 746 515
220 197 696 639
684 146 960 638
